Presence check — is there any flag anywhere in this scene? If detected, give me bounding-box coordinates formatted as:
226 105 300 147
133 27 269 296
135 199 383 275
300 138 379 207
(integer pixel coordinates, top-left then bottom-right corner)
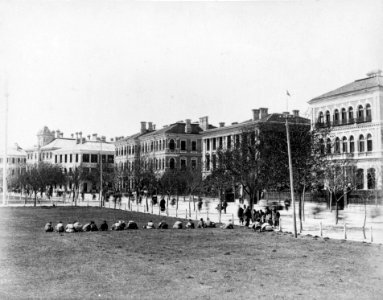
286 90 291 97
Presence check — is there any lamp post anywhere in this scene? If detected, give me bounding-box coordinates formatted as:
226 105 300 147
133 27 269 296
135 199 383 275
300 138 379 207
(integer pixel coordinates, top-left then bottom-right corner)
285 114 297 238
2 78 8 206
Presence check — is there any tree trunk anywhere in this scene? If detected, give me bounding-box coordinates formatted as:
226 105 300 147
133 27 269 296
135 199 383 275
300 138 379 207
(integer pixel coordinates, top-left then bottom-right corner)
193 195 196 211
329 191 333 212
302 185 306 221
298 193 303 233
189 194 191 217
34 191 37 207
335 200 339 224
363 198 367 239
145 194 148 212
218 189 222 223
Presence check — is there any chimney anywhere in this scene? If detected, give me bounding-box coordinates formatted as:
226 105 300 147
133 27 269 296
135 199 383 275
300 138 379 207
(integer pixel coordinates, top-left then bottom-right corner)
283 111 289 117
232 122 238 125
148 122 153 131
219 122 225 128
185 119 192 133
71 133 74 138
56 130 60 138
87 135 91 140
252 109 260 121
153 124 156 130
92 133 97 141
75 132 79 139
101 136 106 142
199 116 209 131
292 110 299 117
260 108 268 119
110 138 114 142
141 121 147 134
60 132 64 138
79 132 82 142
82 138 86 144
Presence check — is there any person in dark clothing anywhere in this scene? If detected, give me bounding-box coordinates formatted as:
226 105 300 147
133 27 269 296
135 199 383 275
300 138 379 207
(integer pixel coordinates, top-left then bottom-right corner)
197 198 203 211
222 200 228 214
160 198 166 212
126 220 138 229
244 205 252 227
100 220 108 231
237 205 244 225
158 220 168 229
44 222 54 232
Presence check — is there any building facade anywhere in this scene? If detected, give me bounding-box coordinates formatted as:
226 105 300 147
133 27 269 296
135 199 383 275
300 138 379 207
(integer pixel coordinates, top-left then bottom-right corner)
26 127 114 192
115 119 207 190
308 70 383 190
0 143 27 190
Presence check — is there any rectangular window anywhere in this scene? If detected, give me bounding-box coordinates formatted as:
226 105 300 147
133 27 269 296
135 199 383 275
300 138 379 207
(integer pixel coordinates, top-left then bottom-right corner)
91 154 98 163
55 155 57 163
227 136 232 148
70 154 72 163
83 154 90 163
181 140 186 151
219 137 223 148
191 159 197 169
60 155 63 163
191 141 197 151
108 155 114 163
212 154 216 170
206 155 210 171
76 154 79 162
212 138 216 150
181 159 187 169
206 139 210 151
102 155 106 163
65 154 67 163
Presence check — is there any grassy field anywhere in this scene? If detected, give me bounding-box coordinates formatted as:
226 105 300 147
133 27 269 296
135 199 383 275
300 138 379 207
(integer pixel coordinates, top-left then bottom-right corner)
0 207 382 299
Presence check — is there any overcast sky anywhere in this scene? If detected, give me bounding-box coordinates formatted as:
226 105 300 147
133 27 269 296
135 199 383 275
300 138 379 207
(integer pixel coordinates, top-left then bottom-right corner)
1 0 382 148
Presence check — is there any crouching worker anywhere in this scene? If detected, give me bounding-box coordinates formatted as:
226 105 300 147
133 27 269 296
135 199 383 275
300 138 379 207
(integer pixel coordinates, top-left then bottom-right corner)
185 219 195 229
112 220 126 231
143 220 155 229
261 222 273 232
158 220 168 229
221 219 234 229
44 222 54 232
197 218 206 228
73 221 83 232
126 220 138 229
249 219 262 232
55 221 64 233
100 220 108 231
205 218 216 228
83 221 98 232
65 222 75 233
173 221 183 229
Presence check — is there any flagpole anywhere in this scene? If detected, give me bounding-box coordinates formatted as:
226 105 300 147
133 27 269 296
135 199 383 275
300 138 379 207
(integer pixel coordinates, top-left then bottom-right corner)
285 90 297 238
2 76 8 206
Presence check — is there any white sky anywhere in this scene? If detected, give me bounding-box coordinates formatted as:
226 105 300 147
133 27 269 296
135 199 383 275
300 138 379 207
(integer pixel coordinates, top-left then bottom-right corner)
0 0 382 148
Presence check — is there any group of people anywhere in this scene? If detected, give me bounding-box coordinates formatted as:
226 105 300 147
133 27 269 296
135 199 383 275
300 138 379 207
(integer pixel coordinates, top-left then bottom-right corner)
237 205 280 231
44 220 109 233
44 217 235 233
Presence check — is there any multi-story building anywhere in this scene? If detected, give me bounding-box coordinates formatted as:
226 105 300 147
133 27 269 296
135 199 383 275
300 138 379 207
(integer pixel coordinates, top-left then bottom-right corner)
202 107 310 177
115 119 209 190
308 70 383 190
0 143 27 184
26 127 114 192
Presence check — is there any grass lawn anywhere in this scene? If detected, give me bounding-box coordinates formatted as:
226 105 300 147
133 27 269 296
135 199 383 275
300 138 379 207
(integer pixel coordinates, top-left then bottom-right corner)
0 207 382 299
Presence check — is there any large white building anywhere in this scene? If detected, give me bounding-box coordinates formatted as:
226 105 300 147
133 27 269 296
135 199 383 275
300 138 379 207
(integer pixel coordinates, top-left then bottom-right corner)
308 70 383 190
26 127 114 193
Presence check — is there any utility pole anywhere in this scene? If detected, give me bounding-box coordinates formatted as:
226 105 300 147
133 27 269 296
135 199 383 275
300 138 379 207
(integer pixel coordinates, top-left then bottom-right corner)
2 77 8 206
99 140 103 207
285 116 297 238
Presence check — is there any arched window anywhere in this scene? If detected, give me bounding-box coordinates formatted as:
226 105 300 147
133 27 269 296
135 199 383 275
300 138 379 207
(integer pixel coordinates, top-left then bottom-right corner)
319 139 325 155
341 108 347 124
366 103 371 121
367 168 376 189
348 107 354 122
334 109 339 124
334 137 340 153
358 105 364 120
367 134 372 152
359 134 365 152
318 112 324 123
326 138 332 154
169 139 175 151
169 158 175 169
349 136 355 153
325 111 331 124
342 137 347 153
356 169 364 189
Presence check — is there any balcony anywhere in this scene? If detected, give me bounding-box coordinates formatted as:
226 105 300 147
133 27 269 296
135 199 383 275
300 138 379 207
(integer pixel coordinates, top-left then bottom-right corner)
315 115 372 128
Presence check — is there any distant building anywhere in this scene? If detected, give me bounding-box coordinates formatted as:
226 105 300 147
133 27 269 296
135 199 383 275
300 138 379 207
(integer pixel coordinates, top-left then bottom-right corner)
308 70 383 190
25 127 114 193
115 119 209 190
0 143 27 178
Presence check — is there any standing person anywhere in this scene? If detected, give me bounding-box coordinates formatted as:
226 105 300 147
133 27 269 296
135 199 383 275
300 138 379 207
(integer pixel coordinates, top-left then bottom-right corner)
272 207 280 227
197 198 203 211
222 200 228 214
244 205 252 227
160 198 166 212
237 205 244 225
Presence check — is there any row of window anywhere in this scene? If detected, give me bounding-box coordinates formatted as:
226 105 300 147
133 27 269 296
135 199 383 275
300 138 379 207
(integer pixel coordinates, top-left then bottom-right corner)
54 153 114 164
317 104 372 125
204 133 256 152
320 134 373 154
119 157 198 171
116 139 198 156
356 168 376 190
0 157 26 164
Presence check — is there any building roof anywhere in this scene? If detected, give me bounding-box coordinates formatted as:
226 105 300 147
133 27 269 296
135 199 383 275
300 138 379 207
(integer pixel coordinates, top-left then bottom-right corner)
0 144 27 157
33 138 114 153
141 122 203 138
309 75 383 103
